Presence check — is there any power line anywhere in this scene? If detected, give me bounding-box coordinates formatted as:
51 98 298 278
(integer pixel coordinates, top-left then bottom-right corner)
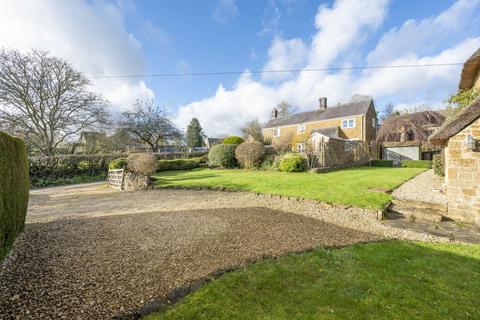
90 62 464 79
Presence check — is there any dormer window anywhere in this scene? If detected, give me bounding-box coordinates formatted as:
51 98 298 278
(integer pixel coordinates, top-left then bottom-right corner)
297 124 305 134
341 118 355 129
273 127 280 137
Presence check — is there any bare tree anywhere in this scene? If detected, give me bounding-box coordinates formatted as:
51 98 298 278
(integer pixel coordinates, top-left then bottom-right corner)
0 49 109 155
271 101 295 118
240 119 263 142
379 102 399 122
120 100 182 153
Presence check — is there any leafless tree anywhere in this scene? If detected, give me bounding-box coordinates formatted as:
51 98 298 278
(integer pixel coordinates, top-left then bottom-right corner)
240 119 263 142
271 101 295 118
379 102 399 122
0 49 109 155
120 100 182 153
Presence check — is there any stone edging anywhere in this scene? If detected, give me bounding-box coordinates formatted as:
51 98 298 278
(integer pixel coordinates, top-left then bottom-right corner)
157 185 387 221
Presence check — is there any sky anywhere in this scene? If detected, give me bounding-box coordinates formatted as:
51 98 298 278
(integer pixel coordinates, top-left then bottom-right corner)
0 0 479 136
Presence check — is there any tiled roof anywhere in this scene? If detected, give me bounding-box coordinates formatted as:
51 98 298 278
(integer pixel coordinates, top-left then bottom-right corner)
311 126 340 139
264 100 372 128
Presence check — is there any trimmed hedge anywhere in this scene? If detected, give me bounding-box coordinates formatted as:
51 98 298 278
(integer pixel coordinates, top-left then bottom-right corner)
157 151 208 160
222 136 244 145
208 144 238 168
30 154 124 188
0 132 29 261
371 160 393 167
235 141 265 169
157 157 205 171
400 160 432 168
433 154 444 177
278 154 306 172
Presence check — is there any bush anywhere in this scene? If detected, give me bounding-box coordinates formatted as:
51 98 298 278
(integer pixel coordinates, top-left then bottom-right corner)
157 151 208 160
433 154 444 177
109 158 127 170
235 141 265 169
157 157 204 171
371 160 393 167
127 154 159 176
222 136 244 145
29 154 124 187
278 154 306 172
208 144 238 168
400 160 432 168
0 132 29 261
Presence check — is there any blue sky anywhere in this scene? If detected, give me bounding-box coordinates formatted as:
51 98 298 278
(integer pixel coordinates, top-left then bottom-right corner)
1 0 479 135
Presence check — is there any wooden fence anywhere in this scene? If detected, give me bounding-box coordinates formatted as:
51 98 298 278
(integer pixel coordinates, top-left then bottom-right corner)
108 169 125 190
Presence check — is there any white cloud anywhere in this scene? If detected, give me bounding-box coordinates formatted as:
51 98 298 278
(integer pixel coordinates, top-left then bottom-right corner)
211 0 238 24
174 0 480 136
261 37 308 81
0 0 155 111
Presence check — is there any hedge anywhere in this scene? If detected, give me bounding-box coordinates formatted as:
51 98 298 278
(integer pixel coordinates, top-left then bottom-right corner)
278 154 306 172
400 160 432 168
157 157 205 171
222 136 244 145
208 144 238 168
157 151 208 160
0 132 29 261
109 158 127 170
30 154 124 188
371 160 394 167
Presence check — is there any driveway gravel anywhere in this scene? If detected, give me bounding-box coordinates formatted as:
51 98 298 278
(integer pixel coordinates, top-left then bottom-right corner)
1 183 443 319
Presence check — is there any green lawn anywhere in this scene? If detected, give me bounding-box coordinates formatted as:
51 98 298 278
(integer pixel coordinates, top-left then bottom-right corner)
145 241 480 320
154 167 424 209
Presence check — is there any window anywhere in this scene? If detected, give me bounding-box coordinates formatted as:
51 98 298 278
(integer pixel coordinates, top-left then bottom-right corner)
273 127 280 137
297 124 305 134
341 118 355 129
297 143 305 154
372 118 376 127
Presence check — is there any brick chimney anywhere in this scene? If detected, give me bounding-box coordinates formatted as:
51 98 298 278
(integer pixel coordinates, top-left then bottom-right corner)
272 108 279 118
319 97 327 110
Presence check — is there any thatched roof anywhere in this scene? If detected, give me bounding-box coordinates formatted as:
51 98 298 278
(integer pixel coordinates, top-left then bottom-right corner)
264 100 372 128
377 110 445 144
459 48 480 90
429 96 480 145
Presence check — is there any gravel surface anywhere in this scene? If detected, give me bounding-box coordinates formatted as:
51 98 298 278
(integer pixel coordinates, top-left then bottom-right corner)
1 183 444 319
392 169 447 204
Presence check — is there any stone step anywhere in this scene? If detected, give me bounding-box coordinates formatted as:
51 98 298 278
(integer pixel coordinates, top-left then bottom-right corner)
391 198 447 212
387 203 444 223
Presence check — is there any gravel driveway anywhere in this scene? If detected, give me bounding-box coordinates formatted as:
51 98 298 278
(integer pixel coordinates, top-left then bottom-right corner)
0 183 440 319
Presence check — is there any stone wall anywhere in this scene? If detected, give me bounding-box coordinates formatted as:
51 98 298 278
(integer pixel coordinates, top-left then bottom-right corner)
444 117 480 224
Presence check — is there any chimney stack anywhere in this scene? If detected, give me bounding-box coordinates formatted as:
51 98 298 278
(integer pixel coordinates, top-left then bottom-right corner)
273 108 279 118
319 97 327 110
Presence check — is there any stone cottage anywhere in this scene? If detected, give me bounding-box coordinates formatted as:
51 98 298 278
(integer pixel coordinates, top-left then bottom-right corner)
429 48 480 225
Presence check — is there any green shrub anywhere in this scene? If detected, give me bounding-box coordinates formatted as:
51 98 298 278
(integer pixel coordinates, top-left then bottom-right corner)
260 157 274 171
109 158 127 170
432 154 444 177
222 136 244 145
278 154 306 172
400 160 432 168
157 157 204 171
127 154 159 176
235 141 265 169
0 132 29 261
208 144 238 168
157 151 208 160
29 154 124 188
371 160 393 167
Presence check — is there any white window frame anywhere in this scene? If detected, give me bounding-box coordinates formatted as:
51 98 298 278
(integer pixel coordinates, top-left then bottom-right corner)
297 143 305 154
273 127 280 137
297 124 306 134
341 118 355 129
372 118 376 127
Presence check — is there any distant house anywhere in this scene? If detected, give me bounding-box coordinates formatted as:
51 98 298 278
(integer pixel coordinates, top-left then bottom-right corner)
75 131 107 154
203 137 222 150
262 97 377 152
429 48 480 225
377 110 445 164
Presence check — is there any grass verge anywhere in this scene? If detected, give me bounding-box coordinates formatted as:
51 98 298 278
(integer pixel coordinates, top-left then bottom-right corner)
145 241 480 320
155 167 424 209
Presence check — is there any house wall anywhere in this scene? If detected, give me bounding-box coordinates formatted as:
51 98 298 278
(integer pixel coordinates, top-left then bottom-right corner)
262 114 370 142
383 146 421 165
444 117 480 224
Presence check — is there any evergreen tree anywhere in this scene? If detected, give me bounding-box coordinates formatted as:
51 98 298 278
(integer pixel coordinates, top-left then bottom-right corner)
186 118 204 148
